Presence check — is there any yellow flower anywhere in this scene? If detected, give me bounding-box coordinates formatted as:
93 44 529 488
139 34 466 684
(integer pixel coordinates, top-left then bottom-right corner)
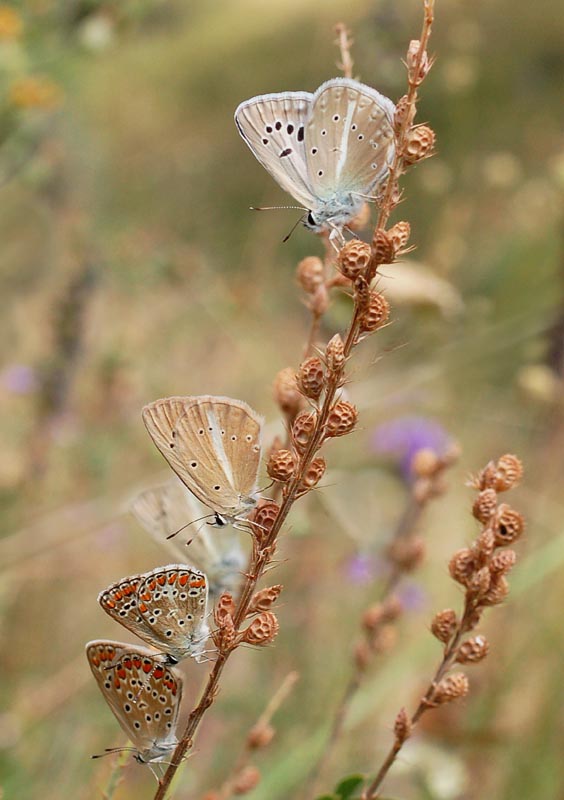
8 75 63 110
0 5 23 39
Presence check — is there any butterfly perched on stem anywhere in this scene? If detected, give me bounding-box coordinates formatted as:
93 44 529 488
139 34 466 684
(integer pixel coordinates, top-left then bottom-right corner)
235 77 395 237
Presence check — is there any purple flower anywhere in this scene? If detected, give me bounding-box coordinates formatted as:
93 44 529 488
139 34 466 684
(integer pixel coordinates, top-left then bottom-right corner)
397 581 428 612
371 415 451 482
344 553 382 585
1 364 39 394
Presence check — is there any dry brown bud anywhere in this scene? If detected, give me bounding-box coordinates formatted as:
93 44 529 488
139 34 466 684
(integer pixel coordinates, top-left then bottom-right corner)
490 549 517 575
411 448 440 478
465 607 484 630
360 291 390 332
243 612 279 646
233 765 261 795
403 125 436 164
354 640 371 672
248 585 283 615
273 367 301 417
372 228 395 266
292 410 317 452
301 456 326 489
337 240 372 279
247 722 275 750
296 256 324 293
494 454 523 492
431 609 458 643
472 488 498 523
362 603 385 632
406 38 431 83
456 635 489 664
325 333 345 372
432 672 469 705
481 575 509 606
371 623 397 654
310 283 330 316
325 401 358 437
267 449 295 483
248 500 280 544
448 548 476 586
388 220 411 254
387 535 425 571
394 94 416 135
212 613 237 651
382 595 403 621
494 504 525 546
296 356 325 400
394 708 412 744
467 566 491 599
214 591 236 627
473 529 495 563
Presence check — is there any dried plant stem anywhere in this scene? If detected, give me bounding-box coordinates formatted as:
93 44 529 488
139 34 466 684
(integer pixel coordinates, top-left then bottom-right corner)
335 23 354 79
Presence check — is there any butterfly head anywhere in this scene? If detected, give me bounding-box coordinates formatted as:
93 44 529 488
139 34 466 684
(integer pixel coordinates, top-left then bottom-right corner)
303 194 366 234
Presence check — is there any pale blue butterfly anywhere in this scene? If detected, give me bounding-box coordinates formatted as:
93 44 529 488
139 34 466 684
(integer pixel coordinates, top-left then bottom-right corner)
235 78 396 236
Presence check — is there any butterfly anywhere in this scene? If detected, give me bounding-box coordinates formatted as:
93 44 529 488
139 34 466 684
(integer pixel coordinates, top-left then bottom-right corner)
86 639 182 764
142 395 263 528
98 564 210 664
235 77 396 236
130 479 245 597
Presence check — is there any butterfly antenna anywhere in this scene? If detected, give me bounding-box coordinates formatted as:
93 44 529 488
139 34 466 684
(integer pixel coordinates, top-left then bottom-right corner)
166 514 216 540
250 205 307 212
91 747 136 759
283 213 308 243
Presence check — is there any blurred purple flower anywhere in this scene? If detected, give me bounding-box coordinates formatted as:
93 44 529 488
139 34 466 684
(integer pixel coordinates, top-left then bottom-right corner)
397 581 428 612
1 364 38 394
344 552 387 585
371 415 451 482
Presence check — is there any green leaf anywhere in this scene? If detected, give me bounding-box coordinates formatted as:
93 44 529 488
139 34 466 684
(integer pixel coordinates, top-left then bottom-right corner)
335 774 365 799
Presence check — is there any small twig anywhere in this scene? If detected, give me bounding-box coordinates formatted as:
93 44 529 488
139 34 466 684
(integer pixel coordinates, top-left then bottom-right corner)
335 23 354 79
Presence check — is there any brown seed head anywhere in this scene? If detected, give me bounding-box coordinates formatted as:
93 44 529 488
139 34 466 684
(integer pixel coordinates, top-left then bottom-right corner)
473 529 496 563
325 401 358 437
411 447 440 478
337 240 372 279
296 256 324 294
243 612 279 647
248 585 283 615
394 708 412 745
301 456 326 489
406 39 431 83
382 595 403 621
233 765 261 795
267 449 295 483
248 500 280 544
310 283 330 316
388 220 411 254
247 723 275 750
362 603 385 632
472 488 498 524
214 591 236 627
494 454 523 492
467 566 492 599
456 635 489 664
431 609 458 643
387 535 425 571
403 125 436 164
325 333 345 372
394 94 416 135
292 410 317 452
432 672 469 705
371 229 395 266
212 614 237 651
490 549 517 575
296 356 325 400
448 548 476 586
360 291 390 333
273 367 302 417
494 504 525 546
481 575 509 606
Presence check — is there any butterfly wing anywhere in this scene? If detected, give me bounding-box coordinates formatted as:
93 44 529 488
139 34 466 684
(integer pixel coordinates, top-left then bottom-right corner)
305 78 395 200
235 91 316 208
86 640 182 759
98 576 169 653
136 565 209 661
142 396 263 516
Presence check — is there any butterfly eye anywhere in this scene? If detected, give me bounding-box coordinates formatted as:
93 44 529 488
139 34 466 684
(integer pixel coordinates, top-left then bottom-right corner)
307 211 317 227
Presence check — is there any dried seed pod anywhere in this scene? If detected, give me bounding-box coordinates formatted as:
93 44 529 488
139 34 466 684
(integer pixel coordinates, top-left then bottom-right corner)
387 535 425 571
212 614 237 651
292 410 317 452
382 595 403 621
456 635 489 664
267 449 295 482
296 356 325 400
432 672 469 705
448 548 476 586
310 283 330 316
354 275 370 309
233 765 261 795
247 723 275 750
360 291 390 332
243 611 279 646
403 125 436 164
248 500 280 543
472 488 498 523
467 566 491 599
494 454 523 492
214 591 236 626
431 609 458 643
410 447 440 478
394 94 415 134
325 333 345 372
388 220 411 254
273 367 302 417
372 229 395 266
325 401 358 437
494 504 525 545
406 38 431 83
490 549 517 575
248 585 283 615
337 240 372 279
301 456 326 489
481 575 509 606
473 529 495 563
362 603 384 632
394 708 412 745
296 256 324 293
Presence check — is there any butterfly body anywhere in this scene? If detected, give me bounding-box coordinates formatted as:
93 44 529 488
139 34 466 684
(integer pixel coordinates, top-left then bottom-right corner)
235 78 396 234
86 640 183 764
98 564 210 664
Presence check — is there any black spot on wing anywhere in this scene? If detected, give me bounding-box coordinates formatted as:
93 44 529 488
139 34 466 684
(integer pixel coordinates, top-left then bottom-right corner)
279 148 292 158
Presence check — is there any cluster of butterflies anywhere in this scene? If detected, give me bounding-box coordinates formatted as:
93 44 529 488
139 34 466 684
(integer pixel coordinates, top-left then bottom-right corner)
86 395 264 764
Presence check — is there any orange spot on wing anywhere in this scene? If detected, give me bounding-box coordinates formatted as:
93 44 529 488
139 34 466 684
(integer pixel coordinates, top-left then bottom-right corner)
138 602 147 613
142 660 152 673
189 578 206 588
178 574 188 586
157 574 166 586
168 572 177 584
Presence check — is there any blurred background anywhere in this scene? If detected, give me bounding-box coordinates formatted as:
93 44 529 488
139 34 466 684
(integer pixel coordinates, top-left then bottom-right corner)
1 0 563 797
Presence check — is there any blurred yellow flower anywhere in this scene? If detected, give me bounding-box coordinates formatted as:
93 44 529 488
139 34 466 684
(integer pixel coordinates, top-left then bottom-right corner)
0 5 22 39
8 75 63 110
